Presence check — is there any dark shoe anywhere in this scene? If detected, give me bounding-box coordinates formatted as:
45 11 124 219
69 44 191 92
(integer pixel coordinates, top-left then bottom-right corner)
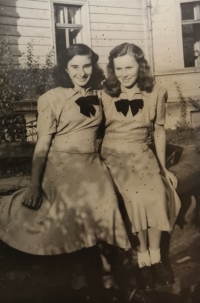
137 266 154 291
151 262 172 285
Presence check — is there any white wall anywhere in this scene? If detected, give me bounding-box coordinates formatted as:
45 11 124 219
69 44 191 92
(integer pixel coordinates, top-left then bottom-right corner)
0 0 53 65
0 0 149 67
1 0 199 129
151 0 200 128
89 0 149 72
151 0 181 73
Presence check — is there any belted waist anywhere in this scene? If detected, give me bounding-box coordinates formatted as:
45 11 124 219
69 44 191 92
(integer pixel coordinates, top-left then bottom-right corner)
102 137 149 155
51 133 97 153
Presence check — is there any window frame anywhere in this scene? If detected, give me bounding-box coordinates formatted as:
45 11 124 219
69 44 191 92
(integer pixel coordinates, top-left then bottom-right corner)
50 0 91 61
177 0 200 69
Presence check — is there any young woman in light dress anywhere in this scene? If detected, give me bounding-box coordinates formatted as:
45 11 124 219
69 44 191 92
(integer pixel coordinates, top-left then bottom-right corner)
100 43 180 290
0 44 131 298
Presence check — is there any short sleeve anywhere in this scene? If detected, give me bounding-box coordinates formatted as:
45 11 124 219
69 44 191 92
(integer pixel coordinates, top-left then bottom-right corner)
101 90 110 110
37 96 57 136
155 87 168 125
97 89 102 100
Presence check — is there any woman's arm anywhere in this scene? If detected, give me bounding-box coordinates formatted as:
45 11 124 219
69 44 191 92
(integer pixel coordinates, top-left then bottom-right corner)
154 124 166 169
22 135 52 210
154 124 178 189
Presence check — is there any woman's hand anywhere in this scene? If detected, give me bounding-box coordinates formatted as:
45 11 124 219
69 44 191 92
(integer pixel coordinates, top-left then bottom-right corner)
21 135 52 211
163 169 178 189
22 185 42 210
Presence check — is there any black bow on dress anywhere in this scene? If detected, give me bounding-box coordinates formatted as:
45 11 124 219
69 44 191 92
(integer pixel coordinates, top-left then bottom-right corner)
115 99 144 117
75 95 99 117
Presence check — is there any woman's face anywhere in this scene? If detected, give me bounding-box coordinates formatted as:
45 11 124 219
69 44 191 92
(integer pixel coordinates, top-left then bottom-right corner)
66 55 93 88
114 54 139 88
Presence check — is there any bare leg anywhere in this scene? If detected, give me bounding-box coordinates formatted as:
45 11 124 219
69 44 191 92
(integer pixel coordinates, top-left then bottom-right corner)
136 230 151 267
136 230 148 253
148 227 162 251
98 242 118 289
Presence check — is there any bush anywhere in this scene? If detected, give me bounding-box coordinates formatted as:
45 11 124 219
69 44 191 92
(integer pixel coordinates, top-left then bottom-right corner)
189 98 200 112
175 82 191 132
0 40 55 142
0 40 54 114
0 114 26 142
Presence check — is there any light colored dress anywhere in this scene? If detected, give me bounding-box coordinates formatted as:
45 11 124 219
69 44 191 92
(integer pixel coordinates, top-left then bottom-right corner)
101 84 180 233
0 87 130 255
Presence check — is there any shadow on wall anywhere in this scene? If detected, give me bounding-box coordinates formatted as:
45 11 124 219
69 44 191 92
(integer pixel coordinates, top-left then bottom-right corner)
0 0 22 65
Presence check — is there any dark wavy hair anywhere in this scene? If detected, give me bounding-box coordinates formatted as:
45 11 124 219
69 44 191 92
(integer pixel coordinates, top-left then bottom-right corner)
103 43 154 97
53 44 104 90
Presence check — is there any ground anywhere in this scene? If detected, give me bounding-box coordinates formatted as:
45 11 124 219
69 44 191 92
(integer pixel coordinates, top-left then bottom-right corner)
166 128 200 154
0 128 200 302
0 228 200 303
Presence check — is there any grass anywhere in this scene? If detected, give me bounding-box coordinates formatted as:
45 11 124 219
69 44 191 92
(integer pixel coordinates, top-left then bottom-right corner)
166 127 200 154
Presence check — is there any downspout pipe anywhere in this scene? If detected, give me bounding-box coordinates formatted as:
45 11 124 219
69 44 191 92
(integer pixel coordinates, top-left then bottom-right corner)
146 0 155 77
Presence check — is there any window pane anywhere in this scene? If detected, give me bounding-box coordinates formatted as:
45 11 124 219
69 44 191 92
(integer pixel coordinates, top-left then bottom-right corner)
194 24 200 66
55 28 66 56
181 2 195 20
182 24 195 67
54 4 83 58
69 29 81 45
54 5 65 23
54 4 81 24
68 6 81 24
194 3 200 20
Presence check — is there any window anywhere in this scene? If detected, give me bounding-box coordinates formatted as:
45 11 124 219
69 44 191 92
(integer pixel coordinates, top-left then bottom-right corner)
52 1 91 57
181 1 200 67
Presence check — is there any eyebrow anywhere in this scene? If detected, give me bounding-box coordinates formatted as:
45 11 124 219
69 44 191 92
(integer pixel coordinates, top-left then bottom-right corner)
71 63 91 67
115 65 134 68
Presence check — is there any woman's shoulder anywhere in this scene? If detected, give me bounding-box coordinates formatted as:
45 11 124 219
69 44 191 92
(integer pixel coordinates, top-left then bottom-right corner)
37 88 72 114
143 84 167 102
39 87 66 99
151 83 167 96
101 90 114 110
38 87 74 105
101 89 114 102
147 84 168 111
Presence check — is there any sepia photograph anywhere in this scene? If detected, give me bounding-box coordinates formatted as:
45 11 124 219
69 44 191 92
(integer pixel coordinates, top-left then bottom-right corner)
0 0 200 302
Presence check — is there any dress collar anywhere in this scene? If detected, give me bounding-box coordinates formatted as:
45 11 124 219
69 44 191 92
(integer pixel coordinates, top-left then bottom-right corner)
57 86 93 101
120 84 148 99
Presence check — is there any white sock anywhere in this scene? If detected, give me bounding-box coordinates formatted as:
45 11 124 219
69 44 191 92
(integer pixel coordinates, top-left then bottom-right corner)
149 248 161 265
137 250 151 268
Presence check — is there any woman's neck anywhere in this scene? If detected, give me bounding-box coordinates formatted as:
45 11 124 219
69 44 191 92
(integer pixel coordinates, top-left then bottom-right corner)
122 84 139 100
74 84 89 97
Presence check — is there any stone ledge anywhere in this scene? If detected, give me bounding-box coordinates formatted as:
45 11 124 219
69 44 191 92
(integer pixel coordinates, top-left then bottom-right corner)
0 142 35 159
0 176 30 195
12 99 37 112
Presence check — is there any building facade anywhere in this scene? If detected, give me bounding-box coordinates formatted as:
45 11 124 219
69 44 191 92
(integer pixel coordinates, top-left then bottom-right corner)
0 0 200 129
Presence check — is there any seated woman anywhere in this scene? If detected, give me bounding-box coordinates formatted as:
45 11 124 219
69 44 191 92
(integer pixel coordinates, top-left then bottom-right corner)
0 44 130 297
100 43 180 290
